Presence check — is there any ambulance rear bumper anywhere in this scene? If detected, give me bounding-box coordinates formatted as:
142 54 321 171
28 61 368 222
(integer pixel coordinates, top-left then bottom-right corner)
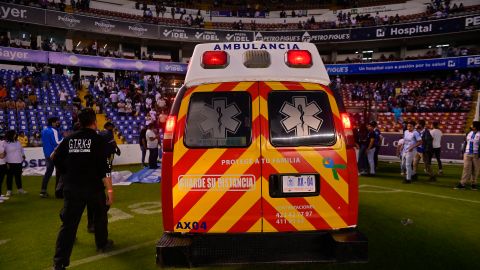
156 229 367 267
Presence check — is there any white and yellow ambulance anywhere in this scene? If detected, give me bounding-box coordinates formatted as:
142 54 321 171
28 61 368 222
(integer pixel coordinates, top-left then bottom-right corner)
157 42 367 266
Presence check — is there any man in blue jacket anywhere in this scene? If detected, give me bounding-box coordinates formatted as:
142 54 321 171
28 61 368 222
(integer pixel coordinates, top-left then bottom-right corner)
40 117 63 198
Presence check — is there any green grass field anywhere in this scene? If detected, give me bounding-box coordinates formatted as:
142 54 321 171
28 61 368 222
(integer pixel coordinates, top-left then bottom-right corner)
1 162 480 270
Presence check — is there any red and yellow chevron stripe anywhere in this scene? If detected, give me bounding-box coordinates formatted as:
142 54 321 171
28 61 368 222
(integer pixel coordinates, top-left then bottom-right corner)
163 81 358 233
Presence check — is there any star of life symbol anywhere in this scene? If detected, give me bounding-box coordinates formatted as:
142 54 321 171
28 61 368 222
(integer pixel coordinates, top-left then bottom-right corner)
280 96 322 136
199 98 241 138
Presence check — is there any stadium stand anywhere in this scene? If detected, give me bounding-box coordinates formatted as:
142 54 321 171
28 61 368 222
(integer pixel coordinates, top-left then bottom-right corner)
7 0 480 31
83 72 177 144
337 69 480 133
0 68 75 144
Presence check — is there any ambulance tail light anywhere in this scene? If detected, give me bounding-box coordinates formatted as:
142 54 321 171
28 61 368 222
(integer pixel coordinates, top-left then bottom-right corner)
202 51 229 69
341 113 355 148
285 50 312 68
163 116 176 152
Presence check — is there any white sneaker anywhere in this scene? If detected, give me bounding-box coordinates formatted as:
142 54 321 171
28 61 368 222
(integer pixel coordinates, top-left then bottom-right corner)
0 195 10 200
18 189 28 195
5 190 12 197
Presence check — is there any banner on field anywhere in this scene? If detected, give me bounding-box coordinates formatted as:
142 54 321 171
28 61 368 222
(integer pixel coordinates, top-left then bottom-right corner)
378 133 464 160
127 167 161 183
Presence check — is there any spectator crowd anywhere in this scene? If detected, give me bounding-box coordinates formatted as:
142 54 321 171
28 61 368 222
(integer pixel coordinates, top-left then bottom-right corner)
2 0 477 32
334 69 480 118
85 71 176 127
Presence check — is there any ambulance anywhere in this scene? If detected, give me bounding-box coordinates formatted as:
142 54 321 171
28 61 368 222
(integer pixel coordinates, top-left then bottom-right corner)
157 42 367 266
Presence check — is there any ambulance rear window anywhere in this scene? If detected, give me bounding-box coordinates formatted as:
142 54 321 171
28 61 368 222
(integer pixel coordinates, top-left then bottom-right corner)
268 91 336 147
184 92 252 148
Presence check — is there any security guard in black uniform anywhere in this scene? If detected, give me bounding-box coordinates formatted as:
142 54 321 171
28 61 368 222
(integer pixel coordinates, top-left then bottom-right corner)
86 121 120 233
52 108 114 270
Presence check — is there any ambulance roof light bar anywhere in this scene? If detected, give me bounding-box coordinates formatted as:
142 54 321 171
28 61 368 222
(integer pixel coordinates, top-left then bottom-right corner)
201 51 229 69
285 50 312 68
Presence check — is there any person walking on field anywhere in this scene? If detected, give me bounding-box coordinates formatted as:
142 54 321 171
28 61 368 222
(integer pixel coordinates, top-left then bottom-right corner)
356 123 369 175
4 130 27 196
41 117 63 198
430 121 443 175
139 125 148 167
366 122 376 176
372 121 382 170
86 121 120 233
0 132 10 203
402 121 423 184
396 138 406 176
417 119 436 181
52 108 114 270
146 123 159 169
455 121 480 190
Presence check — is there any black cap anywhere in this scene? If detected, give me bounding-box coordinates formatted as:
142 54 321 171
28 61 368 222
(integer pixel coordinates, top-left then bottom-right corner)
369 121 377 127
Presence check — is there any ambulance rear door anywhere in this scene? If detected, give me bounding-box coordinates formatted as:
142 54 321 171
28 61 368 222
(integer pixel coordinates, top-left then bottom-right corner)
171 82 263 233
259 81 351 232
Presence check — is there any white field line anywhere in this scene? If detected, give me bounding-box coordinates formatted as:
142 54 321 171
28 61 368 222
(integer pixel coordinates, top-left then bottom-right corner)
360 184 480 204
44 240 156 269
359 184 402 193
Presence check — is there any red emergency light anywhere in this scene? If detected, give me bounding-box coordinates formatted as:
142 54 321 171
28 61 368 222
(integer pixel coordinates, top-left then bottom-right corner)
202 51 229 69
341 112 355 148
163 115 177 152
285 50 312 68
341 113 351 129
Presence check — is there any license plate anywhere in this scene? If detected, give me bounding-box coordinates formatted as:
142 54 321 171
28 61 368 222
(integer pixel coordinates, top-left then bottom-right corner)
282 175 316 193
